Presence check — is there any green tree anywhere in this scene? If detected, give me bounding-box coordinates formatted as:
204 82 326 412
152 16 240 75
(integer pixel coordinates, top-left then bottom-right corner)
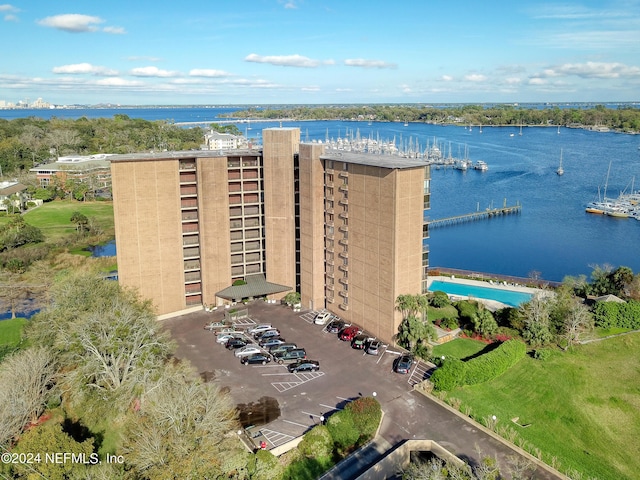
472 308 498 337
519 293 553 347
397 315 436 351
9 422 95 480
70 211 89 232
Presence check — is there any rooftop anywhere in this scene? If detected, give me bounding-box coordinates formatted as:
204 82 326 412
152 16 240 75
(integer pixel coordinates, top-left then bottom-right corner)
109 149 261 162
319 148 429 169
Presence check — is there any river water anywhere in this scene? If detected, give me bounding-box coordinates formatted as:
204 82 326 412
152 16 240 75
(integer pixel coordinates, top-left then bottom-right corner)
3 107 640 282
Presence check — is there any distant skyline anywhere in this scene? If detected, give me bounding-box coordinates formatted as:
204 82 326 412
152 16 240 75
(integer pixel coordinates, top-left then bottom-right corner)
1 0 639 105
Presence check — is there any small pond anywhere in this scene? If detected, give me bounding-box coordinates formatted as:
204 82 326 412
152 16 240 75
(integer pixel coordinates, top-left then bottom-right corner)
87 240 117 257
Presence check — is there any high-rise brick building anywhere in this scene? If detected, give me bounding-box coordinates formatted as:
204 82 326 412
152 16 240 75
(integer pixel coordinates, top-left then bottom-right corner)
111 127 430 342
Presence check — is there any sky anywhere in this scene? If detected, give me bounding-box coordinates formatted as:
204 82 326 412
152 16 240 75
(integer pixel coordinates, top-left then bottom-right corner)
1 0 639 105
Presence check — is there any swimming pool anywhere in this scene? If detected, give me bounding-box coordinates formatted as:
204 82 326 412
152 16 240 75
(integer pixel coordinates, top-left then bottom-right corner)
428 280 533 307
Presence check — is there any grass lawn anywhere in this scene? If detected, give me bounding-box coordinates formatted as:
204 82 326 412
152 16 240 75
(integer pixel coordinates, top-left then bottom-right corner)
444 333 640 480
432 338 488 360
427 304 458 322
23 200 114 242
0 317 28 346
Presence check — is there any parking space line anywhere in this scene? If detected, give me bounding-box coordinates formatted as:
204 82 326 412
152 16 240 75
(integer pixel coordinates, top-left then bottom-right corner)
260 428 294 447
269 371 325 392
282 419 311 428
407 360 435 386
301 411 323 419
319 403 343 411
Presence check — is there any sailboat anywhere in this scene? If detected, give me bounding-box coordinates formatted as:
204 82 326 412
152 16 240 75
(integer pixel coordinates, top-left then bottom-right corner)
556 149 564 176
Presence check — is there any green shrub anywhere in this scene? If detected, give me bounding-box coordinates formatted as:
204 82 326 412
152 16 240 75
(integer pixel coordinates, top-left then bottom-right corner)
463 339 526 386
455 300 478 324
430 291 451 308
298 425 333 458
232 279 247 286
593 300 640 330
325 410 359 451
253 449 284 480
431 358 466 391
344 396 382 441
440 317 459 330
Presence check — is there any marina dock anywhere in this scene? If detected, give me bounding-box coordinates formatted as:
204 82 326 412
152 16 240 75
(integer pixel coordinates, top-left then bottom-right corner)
429 202 521 228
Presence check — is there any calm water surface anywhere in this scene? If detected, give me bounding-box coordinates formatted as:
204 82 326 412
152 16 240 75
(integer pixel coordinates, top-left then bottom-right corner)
4 107 639 282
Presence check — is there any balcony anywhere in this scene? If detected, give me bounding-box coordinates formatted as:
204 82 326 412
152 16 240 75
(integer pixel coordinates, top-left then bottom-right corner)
339 264 349 273
183 247 200 259
183 236 199 247
339 251 348 259
182 211 198 222
339 276 348 285
339 238 348 246
184 260 200 271
179 161 196 171
339 211 349 220
339 198 348 206
339 171 348 178
339 290 348 298
184 271 201 283
179 173 197 183
339 225 349 233
180 186 197 196
182 223 199 234
339 184 348 193
339 303 349 311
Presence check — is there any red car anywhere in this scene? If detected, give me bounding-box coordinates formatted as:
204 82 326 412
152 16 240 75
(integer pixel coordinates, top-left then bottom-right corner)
339 326 361 341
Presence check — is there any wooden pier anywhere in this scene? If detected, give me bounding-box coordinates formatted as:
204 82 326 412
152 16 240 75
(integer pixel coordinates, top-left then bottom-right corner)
429 202 521 228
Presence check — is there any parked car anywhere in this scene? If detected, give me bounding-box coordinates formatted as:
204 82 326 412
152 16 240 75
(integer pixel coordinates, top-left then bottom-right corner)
268 343 298 354
394 354 414 374
225 338 248 350
339 325 361 341
240 353 272 365
216 332 244 344
351 334 369 350
247 324 273 335
254 328 281 340
326 320 350 334
287 359 320 373
259 337 286 348
365 339 382 355
273 348 307 364
313 311 332 325
235 345 265 358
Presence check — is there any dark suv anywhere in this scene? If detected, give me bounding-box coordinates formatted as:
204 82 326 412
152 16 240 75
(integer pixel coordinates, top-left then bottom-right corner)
273 348 307 364
225 338 248 350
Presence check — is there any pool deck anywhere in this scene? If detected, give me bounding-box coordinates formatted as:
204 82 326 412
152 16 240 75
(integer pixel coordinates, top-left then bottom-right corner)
427 275 548 310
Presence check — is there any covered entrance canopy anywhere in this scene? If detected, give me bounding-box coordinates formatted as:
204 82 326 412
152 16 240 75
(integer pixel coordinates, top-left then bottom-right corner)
216 274 291 302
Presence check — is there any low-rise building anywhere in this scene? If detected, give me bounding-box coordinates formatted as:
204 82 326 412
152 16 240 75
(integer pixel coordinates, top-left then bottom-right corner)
30 154 114 191
0 181 28 212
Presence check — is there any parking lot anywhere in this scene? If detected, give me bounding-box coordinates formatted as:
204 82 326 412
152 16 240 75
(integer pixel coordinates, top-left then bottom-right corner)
163 300 427 449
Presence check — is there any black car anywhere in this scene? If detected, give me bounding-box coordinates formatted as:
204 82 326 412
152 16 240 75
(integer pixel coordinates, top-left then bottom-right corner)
394 354 414 374
287 359 320 373
351 334 369 350
240 353 272 365
326 320 349 334
225 338 248 350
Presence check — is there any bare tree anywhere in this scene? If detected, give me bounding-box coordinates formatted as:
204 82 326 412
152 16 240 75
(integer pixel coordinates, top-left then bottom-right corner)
562 299 594 347
123 361 240 479
0 347 57 446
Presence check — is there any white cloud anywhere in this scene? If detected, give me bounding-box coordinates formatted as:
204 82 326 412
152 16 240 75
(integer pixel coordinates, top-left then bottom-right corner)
52 63 118 76
130 66 180 77
37 14 104 33
0 3 18 20
95 77 144 87
279 0 298 9
344 59 397 69
528 78 547 85
464 74 487 82
127 56 163 62
301 86 320 92
245 53 324 68
103 26 126 34
0 4 18 11
536 61 640 79
189 69 231 78
505 77 522 85
441 75 453 81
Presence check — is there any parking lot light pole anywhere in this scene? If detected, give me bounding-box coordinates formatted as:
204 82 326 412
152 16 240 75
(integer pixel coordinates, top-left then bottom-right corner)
320 415 325 425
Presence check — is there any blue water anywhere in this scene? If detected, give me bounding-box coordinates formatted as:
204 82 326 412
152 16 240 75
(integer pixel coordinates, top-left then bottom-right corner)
429 280 533 307
88 240 117 257
3 107 640 282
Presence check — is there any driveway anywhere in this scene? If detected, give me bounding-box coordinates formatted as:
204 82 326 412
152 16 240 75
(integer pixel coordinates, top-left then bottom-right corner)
163 301 562 479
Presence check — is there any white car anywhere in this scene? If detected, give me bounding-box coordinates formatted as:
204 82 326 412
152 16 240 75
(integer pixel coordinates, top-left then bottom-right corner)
247 324 273 335
216 332 244 344
314 311 332 325
234 345 264 358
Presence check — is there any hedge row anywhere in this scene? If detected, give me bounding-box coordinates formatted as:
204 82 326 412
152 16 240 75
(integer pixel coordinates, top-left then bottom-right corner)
430 340 527 391
593 300 640 330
